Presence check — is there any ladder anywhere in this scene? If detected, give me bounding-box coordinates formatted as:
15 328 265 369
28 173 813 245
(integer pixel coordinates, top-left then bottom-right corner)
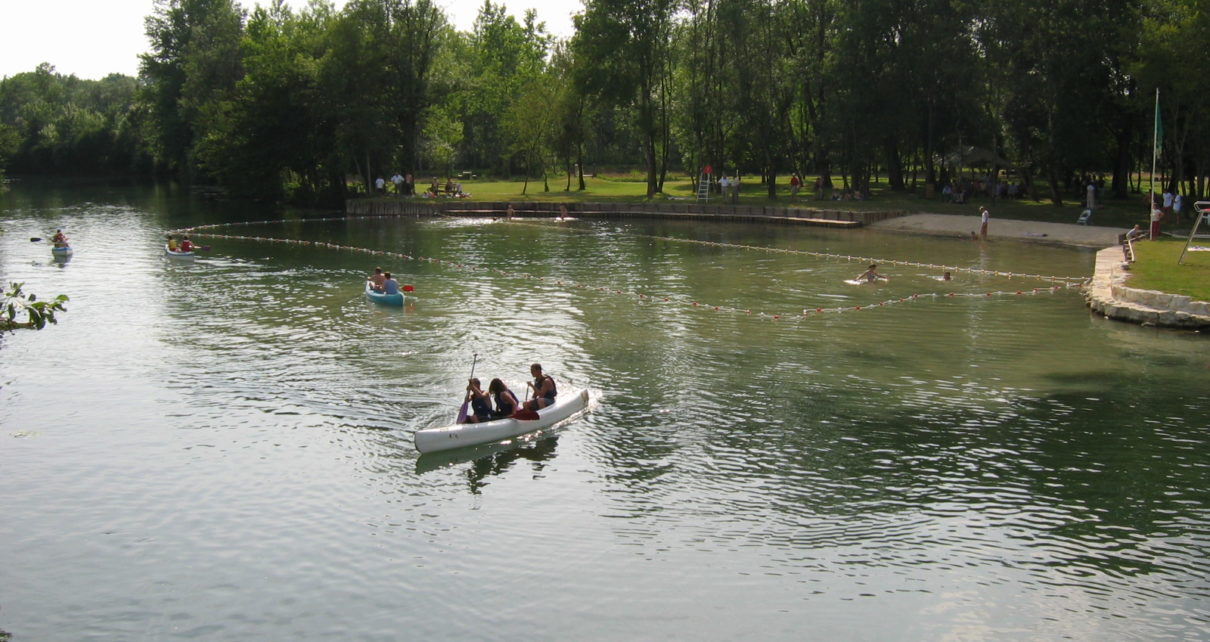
1178 201 1210 264
696 173 710 201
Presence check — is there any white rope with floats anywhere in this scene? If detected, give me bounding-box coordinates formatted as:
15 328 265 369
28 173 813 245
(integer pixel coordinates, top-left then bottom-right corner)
169 215 1085 323
499 219 1087 285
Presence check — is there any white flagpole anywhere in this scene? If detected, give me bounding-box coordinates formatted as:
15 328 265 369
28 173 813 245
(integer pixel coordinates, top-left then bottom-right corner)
1151 88 1159 212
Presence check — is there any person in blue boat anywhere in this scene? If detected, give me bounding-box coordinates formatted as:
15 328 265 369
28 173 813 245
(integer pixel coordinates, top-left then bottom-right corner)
463 378 494 423
369 267 386 292
524 363 557 411
488 378 519 419
382 272 400 295
51 229 68 247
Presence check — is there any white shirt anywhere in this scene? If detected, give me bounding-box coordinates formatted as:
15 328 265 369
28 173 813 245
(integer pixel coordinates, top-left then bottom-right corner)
1163 191 1173 207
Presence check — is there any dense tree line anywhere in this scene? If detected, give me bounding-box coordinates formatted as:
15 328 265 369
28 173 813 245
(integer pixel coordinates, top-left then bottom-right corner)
0 0 1205 208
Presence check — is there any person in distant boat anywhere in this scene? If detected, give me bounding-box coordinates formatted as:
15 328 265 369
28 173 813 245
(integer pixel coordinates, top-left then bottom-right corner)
166 235 179 251
51 229 68 247
856 263 886 283
369 267 386 292
179 237 195 252
463 378 494 423
488 378 519 419
524 363 557 411
382 272 400 295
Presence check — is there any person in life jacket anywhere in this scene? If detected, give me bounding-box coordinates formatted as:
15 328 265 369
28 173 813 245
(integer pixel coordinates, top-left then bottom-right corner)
524 363 557 411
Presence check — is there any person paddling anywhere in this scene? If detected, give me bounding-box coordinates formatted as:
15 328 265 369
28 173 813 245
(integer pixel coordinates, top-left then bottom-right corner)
369 267 386 292
51 229 68 247
179 237 195 252
382 272 400 295
462 378 494 423
523 363 557 411
166 235 179 251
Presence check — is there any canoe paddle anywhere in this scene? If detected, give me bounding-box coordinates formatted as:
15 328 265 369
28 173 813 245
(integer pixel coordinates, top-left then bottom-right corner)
455 353 478 423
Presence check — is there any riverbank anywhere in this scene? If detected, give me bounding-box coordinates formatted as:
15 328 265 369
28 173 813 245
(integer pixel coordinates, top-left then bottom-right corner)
867 212 1122 248
866 213 1209 329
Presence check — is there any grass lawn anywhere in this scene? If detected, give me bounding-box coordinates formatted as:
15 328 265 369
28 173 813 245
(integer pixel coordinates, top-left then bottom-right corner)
1128 238 1210 303
391 172 1182 232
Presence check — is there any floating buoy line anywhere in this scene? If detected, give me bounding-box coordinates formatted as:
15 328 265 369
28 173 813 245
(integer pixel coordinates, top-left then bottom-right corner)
502 219 1087 286
170 214 1087 323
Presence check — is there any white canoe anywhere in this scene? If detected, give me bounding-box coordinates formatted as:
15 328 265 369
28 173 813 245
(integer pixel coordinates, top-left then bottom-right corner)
165 245 195 259
414 388 590 453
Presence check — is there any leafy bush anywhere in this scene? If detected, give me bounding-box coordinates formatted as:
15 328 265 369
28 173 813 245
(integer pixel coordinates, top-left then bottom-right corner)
1 282 69 332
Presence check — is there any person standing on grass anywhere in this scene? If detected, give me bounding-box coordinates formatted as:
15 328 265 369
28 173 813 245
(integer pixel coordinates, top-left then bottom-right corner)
1150 204 1164 240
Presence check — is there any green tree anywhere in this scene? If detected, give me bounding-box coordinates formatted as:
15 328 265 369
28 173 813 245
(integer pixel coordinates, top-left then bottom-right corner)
140 0 246 179
574 0 678 197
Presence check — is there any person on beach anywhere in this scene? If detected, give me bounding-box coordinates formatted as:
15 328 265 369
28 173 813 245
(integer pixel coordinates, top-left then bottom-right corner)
979 206 990 240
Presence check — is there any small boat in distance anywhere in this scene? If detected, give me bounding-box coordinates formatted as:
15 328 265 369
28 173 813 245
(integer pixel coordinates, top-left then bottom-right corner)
414 389 591 453
365 280 405 306
51 245 73 258
165 245 195 259
365 281 414 306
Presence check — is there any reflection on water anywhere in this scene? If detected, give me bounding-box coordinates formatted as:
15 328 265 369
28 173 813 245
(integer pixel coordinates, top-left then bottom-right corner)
2 181 1209 640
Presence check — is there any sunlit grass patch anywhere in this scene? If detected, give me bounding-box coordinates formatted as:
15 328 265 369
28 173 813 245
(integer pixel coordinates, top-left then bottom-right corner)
1129 239 1210 302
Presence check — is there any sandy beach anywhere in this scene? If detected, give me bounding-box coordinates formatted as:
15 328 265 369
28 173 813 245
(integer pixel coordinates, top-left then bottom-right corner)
870 213 1122 248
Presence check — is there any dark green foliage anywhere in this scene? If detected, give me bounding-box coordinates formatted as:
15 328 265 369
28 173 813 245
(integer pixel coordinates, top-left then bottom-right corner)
0 64 153 175
2 0 1206 208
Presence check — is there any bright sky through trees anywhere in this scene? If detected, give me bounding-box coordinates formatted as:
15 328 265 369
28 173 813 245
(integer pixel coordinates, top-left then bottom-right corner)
0 0 577 80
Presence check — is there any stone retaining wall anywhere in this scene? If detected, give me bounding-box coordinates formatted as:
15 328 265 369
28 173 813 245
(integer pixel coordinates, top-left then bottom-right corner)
1084 246 1210 329
345 198 908 227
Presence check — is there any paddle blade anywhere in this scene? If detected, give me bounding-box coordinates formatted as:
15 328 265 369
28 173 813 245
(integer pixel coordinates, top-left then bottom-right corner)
512 409 540 421
199 245 212 252
30 237 42 242
402 284 414 292
456 400 469 424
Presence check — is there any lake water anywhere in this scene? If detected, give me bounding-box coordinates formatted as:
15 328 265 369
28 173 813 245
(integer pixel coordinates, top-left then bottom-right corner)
2 181 1208 640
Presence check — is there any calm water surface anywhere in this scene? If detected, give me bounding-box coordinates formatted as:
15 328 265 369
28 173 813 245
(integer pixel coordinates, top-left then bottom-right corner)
2 181 1208 640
